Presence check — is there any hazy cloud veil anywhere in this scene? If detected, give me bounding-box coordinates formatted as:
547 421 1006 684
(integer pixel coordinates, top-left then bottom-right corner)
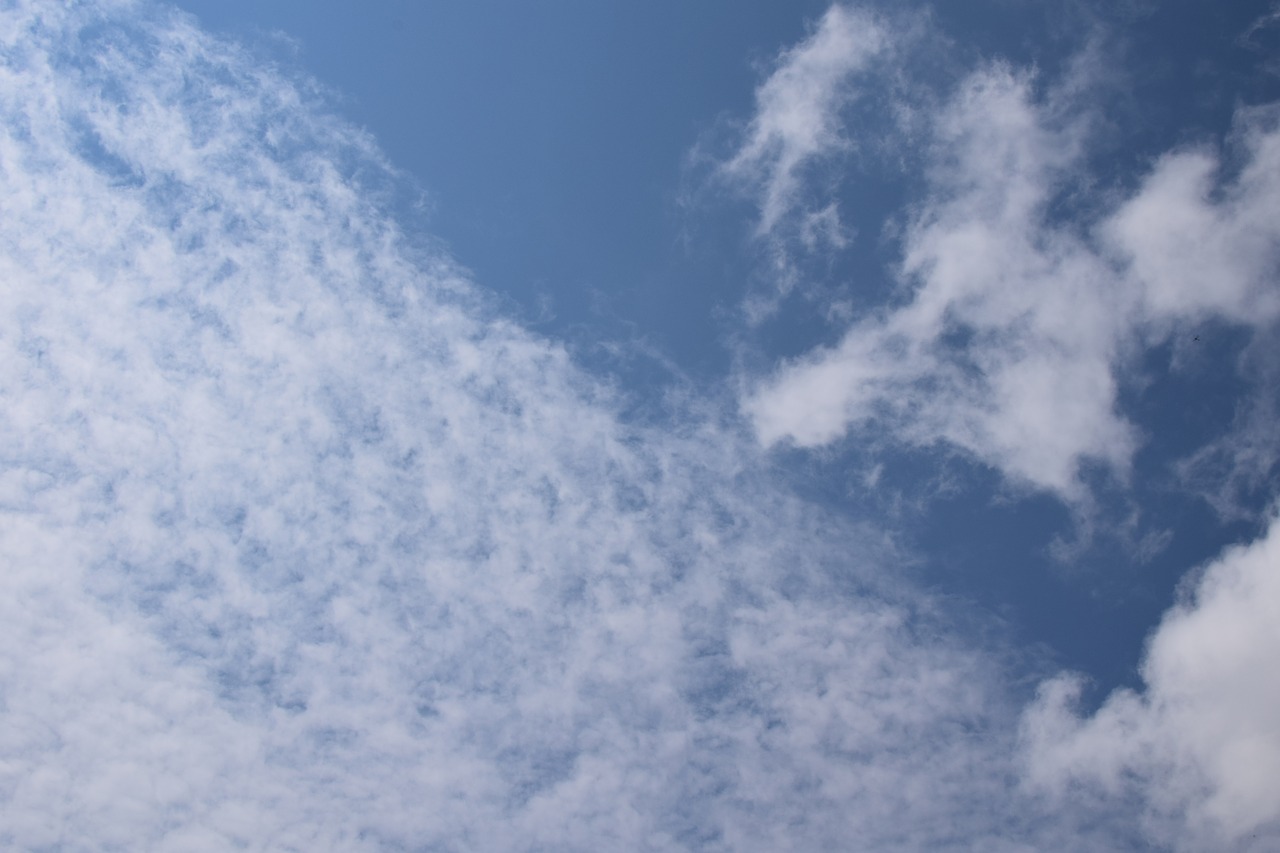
0 2 1022 850
1 2 1277 852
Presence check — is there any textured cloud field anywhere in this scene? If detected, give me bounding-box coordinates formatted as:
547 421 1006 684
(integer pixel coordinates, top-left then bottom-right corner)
0 2 1277 851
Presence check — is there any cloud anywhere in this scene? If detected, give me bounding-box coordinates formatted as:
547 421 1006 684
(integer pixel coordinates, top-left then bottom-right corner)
711 4 894 322
720 4 887 239
1022 512 1280 849
735 11 1280 501
1175 323 1280 520
744 62 1135 498
4 2 1273 849
0 2 1102 850
1106 107 1280 324
714 6 1280 849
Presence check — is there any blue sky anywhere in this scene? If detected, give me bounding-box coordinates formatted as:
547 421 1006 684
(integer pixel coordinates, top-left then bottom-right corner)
1 1 1278 850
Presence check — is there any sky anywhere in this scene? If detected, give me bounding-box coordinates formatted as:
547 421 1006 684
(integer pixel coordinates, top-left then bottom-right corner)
1 1 1278 850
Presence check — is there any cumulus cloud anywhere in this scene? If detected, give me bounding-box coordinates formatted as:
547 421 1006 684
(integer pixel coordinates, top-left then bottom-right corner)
719 13 1280 843
1022 513 1280 850
1106 108 1280 324
0 3 1095 850
735 9 1280 501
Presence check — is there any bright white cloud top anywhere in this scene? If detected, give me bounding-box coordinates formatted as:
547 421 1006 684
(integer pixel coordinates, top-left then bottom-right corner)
1 1 1277 851
1025 515 1280 845
737 9 1280 501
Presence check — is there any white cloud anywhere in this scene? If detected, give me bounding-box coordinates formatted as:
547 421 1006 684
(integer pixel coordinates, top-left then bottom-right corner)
4 2 1271 849
739 35 1280 501
720 16 1280 842
0 3 1108 850
713 4 893 322
720 4 887 239
1022 513 1280 849
1106 108 1280 324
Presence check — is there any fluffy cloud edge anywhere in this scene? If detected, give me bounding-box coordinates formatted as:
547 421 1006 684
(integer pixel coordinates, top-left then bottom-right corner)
732 6 1280 503
1021 512 1280 847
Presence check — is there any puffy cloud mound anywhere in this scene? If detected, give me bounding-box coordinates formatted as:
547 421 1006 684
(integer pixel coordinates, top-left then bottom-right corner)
735 10 1280 501
1023 514 1280 849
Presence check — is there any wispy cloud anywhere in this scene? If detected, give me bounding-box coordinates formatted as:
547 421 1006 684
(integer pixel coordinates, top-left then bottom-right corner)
0 3 1058 850
720 4 887 239
3 2 1276 849
713 4 894 321
1175 326 1280 520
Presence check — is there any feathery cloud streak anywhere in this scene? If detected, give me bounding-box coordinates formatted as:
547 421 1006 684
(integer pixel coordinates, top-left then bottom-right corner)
715 5 892 319
719 4 887 240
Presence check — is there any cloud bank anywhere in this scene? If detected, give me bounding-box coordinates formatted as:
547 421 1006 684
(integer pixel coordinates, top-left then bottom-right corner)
0 2 1042 850
2 1 1277 850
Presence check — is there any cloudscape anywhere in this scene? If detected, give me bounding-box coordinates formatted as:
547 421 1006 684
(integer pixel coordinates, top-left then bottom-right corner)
1 1 1277 850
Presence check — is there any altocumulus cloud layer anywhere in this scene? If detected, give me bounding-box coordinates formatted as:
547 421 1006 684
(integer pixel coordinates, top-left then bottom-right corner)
0 3 1023 850
0 2 1277 852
